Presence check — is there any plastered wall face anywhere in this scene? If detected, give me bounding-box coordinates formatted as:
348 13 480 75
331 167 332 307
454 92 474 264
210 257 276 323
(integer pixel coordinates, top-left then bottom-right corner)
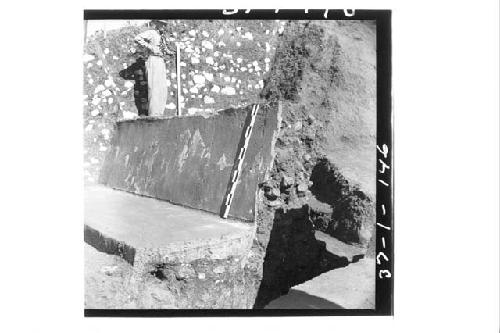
99 105 279 221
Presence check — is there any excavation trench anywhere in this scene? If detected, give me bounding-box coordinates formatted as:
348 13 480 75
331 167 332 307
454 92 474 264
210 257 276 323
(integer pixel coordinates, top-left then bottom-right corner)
85 19 376 309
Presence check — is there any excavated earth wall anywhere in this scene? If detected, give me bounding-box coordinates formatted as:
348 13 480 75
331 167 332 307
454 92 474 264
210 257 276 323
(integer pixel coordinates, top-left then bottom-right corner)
247 20 378 306
259 20 376 246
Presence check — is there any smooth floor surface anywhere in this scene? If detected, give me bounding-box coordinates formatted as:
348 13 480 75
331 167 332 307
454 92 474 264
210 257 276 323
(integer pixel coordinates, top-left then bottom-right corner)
84 185 253 249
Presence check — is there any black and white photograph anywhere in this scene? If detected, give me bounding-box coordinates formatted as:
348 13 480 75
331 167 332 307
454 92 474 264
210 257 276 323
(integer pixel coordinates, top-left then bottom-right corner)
82 10 392 314
0 0 499 331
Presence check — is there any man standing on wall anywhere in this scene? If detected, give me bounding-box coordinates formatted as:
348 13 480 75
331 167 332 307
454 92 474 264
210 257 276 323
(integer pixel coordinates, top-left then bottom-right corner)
133 21 174 117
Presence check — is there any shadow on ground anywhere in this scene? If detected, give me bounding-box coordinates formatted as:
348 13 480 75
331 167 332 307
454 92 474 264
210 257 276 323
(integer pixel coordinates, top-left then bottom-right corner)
264 289 344 309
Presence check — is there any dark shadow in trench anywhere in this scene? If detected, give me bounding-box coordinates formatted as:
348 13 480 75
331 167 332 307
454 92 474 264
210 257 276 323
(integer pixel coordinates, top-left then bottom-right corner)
254 206 349 309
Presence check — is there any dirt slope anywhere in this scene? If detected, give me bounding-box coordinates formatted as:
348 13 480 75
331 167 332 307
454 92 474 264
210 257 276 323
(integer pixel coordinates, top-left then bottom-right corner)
249 20 377 307
259 20 376 245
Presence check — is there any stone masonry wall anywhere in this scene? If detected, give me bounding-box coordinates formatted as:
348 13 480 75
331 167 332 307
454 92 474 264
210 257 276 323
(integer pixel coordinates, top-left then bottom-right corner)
83 20 284 184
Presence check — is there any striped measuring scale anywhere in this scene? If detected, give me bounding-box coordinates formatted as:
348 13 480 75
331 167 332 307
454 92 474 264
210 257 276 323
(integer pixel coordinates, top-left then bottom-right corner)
221 104 260 218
